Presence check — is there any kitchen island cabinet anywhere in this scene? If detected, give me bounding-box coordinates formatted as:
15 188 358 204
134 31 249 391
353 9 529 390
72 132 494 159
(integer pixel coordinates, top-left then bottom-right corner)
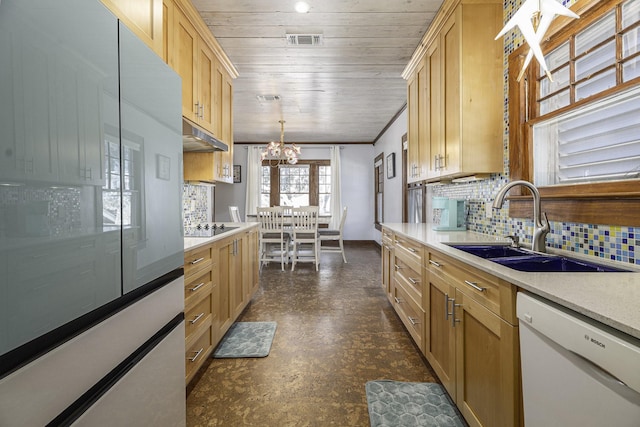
183 223 259 385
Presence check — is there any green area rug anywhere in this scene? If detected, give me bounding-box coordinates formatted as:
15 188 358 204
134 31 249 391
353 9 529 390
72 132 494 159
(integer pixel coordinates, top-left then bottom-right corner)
213 322 277 358
366 380 465 427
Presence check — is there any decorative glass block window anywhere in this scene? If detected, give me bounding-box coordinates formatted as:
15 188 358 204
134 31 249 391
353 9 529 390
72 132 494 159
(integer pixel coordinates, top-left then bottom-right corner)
536 0 640 116
534 86 640 186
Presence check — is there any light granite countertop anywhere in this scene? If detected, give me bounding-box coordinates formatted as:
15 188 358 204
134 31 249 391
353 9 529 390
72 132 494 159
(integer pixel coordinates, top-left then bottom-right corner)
184 222 258 252
382 223 640 341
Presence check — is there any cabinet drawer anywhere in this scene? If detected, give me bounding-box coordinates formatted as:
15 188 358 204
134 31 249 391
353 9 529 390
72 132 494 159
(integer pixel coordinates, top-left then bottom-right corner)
393 278 425 349
184 246 212 279
427 249 517 323
185 293 212 341
184 269 212 310
394 257 422 303
394 236 423 272
185 324 213 382
382 228 394 246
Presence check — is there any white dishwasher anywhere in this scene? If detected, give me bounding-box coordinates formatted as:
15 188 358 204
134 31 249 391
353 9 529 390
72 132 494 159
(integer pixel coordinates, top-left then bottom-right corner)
517 292 640 427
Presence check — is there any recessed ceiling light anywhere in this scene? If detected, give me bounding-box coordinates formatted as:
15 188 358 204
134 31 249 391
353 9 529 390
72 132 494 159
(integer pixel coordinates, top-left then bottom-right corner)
295 1 310 13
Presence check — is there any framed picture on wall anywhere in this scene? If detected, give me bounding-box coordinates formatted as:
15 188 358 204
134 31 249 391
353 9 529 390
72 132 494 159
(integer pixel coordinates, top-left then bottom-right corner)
233 165 241 183
386 153 395 179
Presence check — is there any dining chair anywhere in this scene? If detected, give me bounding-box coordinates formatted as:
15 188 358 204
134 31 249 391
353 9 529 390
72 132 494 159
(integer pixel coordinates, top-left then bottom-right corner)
256 206 290 271
290 206 319 271
229 206 242 222
318 206 347 263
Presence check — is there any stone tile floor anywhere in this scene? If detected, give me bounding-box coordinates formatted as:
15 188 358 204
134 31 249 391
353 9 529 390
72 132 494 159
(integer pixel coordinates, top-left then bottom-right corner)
186 241 438 426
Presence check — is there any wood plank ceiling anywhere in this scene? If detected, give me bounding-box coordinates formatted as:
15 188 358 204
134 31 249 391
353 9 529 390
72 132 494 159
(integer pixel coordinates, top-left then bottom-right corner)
191 0 444 144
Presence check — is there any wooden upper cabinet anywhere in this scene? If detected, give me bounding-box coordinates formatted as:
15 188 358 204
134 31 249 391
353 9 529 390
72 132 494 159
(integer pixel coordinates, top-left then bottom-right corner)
403 0 503 182
100 0 163 57
164 0 238 183
167 0 234 137
407 58 431 184
172 5 200 126
407 73 420 183
425 38 442 180
197 41 215 132
215 72 234 183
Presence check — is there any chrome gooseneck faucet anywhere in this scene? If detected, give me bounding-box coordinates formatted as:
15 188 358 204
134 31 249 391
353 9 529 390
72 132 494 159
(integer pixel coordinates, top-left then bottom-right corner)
492 180 550 253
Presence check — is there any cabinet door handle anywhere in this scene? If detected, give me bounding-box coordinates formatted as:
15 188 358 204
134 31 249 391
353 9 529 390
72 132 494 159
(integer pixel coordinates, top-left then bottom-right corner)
408 247 417 253
445 293 451 321
408 277 419 285
188 348 204 362
408 316 420 325
429 260 441 268
451 301 461 327
189 282 205 292
464 280 486 292
394 297 403 304
190 312 205 324
190 257 205 265
394 264 403 270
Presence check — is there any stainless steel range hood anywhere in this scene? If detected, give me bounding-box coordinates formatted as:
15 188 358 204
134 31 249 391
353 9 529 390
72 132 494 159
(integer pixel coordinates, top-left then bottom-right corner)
182 119 228 152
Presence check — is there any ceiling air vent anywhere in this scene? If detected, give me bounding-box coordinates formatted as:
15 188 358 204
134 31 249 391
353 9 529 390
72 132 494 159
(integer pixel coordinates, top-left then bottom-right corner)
256 95 281 102
286 34 323 46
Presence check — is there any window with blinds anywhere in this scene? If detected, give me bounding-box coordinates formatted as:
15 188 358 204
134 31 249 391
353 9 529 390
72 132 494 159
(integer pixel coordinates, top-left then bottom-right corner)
533 86 640 185
532 0 640 187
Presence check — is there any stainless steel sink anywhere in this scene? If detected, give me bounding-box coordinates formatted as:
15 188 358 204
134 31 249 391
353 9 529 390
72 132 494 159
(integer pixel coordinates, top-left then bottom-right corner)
447 244 630 272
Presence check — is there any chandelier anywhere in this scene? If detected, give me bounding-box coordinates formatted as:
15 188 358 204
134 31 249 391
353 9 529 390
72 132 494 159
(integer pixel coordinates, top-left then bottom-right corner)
261 120 301 166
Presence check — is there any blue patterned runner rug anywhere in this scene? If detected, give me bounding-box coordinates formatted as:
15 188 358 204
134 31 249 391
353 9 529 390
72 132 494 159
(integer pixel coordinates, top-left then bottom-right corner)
212 322 277 358
366 380 465 427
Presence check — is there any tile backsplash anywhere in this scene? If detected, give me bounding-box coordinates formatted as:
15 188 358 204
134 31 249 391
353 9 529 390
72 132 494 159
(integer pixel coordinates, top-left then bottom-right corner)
183 183 212 226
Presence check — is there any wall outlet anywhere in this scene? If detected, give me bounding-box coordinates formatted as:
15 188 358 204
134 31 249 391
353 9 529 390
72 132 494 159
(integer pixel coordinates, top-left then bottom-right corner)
485 202 493 219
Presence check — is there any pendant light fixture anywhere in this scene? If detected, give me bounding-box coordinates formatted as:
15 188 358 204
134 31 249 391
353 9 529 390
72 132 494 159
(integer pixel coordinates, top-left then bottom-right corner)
261 120 301 166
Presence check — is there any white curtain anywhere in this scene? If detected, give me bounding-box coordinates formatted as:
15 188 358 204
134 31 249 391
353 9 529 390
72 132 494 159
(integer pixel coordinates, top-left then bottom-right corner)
329 145 342 229
245 146 261 218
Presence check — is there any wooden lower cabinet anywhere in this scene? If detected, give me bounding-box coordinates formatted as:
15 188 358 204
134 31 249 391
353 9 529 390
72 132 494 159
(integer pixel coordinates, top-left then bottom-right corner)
183 225 259 385
381 229 394 301
383 233 522 427
454 290 520 427
425 274 456 398
424 248 522 427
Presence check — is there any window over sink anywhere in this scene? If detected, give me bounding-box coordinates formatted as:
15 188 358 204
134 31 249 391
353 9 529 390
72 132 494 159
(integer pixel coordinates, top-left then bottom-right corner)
508 0 640 226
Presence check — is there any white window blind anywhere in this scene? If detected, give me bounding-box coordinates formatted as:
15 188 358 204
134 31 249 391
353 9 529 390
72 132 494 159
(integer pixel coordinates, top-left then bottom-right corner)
533 87 640 185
